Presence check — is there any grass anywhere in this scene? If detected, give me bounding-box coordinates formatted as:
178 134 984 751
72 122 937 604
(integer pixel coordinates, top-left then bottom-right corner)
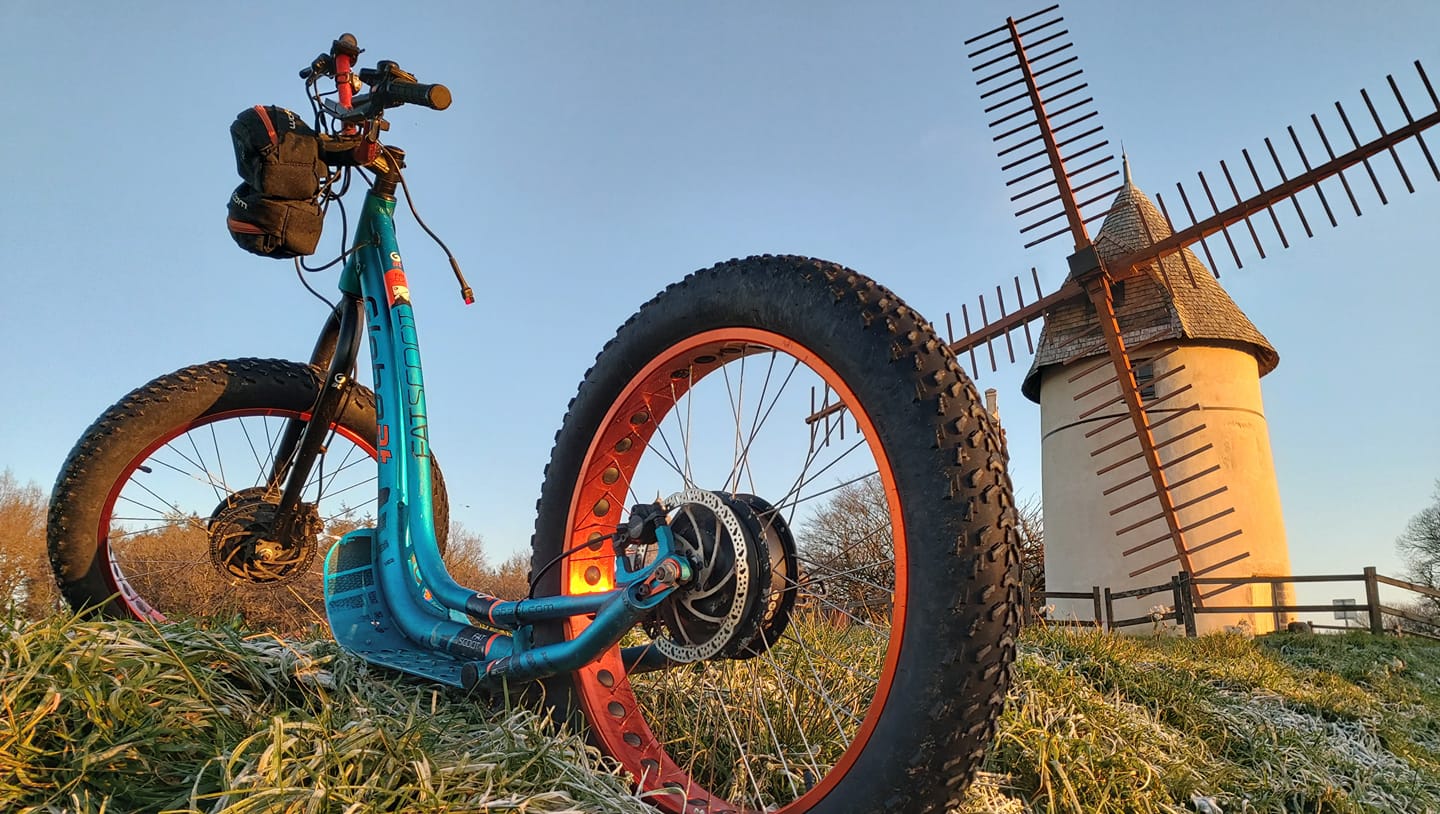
3 611 1439 812
0 612 648 813
963 626 1440 813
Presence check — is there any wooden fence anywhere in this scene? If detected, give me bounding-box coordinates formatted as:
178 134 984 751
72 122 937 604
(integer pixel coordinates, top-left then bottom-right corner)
1027 567 1440 639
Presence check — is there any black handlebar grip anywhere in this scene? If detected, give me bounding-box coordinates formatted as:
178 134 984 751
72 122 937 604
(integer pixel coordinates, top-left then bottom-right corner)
383 81 452 110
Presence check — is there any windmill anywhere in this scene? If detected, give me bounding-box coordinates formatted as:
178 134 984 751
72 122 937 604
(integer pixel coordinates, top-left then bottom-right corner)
951 5 1440 631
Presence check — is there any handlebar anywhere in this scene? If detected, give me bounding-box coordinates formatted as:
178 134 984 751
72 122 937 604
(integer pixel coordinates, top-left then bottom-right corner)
373 79 451 111
301 35 451 118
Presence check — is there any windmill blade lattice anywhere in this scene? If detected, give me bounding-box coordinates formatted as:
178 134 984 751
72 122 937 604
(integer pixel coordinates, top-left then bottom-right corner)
1063 346 1246 585
964 4 1121 251
1105 60 1440 283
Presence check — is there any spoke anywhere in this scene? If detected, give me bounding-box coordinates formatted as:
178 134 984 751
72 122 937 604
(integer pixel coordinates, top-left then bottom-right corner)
766 424 866 532
307 419 350 503
626 481 646 512
316 441 366 498
117 549 210 568
742 654 805 801
146 452 219 490
683 369 695 486
750 636 827 788
779 426 830 530
667 377 696 488
260 416 281 488
115 556 214 582
108 522 189 541
116 489 205 532
721 348 747 494
758 635 863 729
723 353 802 496
209 422 229 497
649 422 692 490
778 630 881 684
707 677 770 805
796 593 891 636
184 431 225 501
238 416 276 489
797 554 896 599
784 620 864 736
310 463 375 505
157 441 230 494
768 461 876 521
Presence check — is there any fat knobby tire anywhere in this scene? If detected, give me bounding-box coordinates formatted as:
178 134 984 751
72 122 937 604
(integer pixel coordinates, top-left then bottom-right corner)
531 255 1022 813
48 357 448 620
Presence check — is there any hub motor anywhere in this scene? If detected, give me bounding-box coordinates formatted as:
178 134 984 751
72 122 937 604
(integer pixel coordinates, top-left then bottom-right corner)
207 487 322 584
650 488 798 662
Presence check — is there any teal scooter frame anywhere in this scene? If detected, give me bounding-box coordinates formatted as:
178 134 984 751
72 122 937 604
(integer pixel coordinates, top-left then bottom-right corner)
267 42 698 690
321 180 692 689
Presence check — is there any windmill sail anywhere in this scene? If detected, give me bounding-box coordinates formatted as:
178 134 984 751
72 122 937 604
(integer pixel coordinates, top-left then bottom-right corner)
964 4 1120 250
947 6 1440 623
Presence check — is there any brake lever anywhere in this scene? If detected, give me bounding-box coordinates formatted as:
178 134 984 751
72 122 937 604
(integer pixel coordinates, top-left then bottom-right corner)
300 54 332 80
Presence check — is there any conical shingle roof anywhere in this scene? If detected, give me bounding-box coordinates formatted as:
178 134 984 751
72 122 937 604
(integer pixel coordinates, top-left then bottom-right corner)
1020 166 1278 402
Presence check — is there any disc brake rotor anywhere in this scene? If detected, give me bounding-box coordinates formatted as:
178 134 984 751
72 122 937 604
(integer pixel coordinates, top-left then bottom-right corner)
652 488 771 662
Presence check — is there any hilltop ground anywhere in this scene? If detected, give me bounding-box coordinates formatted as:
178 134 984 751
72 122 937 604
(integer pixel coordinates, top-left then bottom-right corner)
3 615 1437 813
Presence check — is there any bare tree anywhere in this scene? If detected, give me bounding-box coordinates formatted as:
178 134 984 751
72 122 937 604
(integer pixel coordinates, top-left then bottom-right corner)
473 551 532 601
1397 480 1440 620
798 477 895 623
442 521 532 600
1015 493 1044 597
0 470 61 620
798 477 1042 624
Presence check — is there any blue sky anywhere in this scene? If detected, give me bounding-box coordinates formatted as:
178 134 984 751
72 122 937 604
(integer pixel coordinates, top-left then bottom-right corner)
3 2 1437 603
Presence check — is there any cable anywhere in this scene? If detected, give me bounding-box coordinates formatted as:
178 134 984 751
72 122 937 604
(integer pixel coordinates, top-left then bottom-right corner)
396 167 474 304
294 259 337 311
299 180 355 274
527 535 620 599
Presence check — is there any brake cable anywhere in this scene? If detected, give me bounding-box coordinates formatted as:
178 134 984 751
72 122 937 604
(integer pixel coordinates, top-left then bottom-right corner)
395 166 474 305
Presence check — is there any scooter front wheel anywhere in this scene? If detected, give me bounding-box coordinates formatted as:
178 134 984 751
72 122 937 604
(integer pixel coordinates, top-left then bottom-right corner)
48 357 448 636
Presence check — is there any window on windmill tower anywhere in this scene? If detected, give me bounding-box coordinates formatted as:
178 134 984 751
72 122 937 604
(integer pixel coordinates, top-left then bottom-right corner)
1133 360 1156 401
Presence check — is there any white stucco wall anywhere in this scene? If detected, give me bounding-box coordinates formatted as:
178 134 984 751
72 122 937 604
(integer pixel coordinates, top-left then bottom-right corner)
1038 341 1291 634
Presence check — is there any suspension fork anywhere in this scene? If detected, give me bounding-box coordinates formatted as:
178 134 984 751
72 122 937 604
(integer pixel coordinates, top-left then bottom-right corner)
267 294 365 540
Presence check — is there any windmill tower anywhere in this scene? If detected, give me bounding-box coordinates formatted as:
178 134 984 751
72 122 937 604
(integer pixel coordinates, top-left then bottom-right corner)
1027 157 1290 632
950 5 1440 632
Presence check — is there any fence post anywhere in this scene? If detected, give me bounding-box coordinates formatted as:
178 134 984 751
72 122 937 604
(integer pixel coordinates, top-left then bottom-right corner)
1177 571 1198 637
1020 582 1032 628
1102 587 1113 632
1170 574 1183 632
1363 566 1384 635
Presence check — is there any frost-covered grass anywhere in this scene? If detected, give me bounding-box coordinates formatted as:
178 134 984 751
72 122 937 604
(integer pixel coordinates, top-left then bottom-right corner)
4 612 1438 813
0 612 648 813
964 626 1440 813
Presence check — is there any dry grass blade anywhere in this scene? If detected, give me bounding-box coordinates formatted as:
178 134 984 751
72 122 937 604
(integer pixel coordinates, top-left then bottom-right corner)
5 609 1440 813
0 611 648 813
959 626 1440 813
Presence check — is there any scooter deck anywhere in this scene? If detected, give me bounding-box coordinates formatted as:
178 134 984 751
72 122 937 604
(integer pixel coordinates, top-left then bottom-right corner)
322 529 472 688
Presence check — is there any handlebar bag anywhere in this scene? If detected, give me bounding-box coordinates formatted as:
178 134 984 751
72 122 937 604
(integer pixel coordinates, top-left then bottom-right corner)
230 105 328 199
226 183 323 259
